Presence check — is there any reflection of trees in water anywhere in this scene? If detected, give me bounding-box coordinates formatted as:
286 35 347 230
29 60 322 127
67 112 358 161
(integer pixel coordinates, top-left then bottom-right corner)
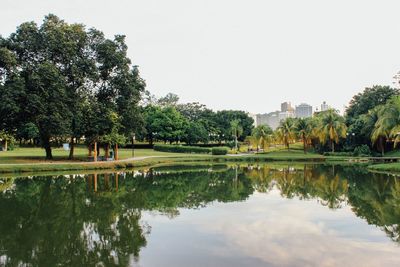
0 175 149 266
0 167 254 266
243 164 348 208
1 164 400 265
244 164 400 244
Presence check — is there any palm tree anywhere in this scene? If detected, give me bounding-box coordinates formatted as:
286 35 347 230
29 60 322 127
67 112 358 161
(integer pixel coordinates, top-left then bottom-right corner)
277 118 296 150
317 109 347 152
230 119 243 152
294 118 311 154
371 96 400 154
252 125 273 151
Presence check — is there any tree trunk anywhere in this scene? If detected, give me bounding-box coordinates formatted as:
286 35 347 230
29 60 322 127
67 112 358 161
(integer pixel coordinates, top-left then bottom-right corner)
94 173 97 192
105 143 110 158
68 136 75 160
332 140 335 153
303 135 306 154
115 143 119 160
43 138 52 160
4 140 7 152
93 142 97 162
88 144 93 157
380 137 385 156
115 173 119 192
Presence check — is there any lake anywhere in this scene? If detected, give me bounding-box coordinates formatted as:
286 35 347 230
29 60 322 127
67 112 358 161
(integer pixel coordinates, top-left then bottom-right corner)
1 164 400 266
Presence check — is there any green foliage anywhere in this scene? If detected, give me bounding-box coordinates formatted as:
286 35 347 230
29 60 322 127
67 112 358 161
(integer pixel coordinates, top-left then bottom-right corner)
316 109 347 152
154 144 211 154
323 151 352 156
183 121 209 145
0 15 145 159
144 106 188 144
353 145 372 157
252 125 273 151
214 110 254 142
346 85 399 123
211 147 229 155
276 118 296 149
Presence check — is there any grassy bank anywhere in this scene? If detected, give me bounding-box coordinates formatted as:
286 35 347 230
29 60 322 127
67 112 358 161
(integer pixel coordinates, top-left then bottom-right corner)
3 146 383 175
368 163 400 173
0 146 328 174
0 147 196 164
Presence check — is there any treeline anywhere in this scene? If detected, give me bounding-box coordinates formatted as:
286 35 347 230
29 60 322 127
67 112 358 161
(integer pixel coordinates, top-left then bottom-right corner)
0 15 255 159
141 93 254 145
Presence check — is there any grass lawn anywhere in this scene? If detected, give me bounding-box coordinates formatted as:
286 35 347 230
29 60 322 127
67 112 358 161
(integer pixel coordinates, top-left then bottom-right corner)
0 146 198 164
368 162 400 172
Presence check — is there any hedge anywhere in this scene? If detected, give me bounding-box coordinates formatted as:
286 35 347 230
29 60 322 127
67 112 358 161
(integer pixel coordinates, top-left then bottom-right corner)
211 147 229 155
153 144 211 154
323 152 352 157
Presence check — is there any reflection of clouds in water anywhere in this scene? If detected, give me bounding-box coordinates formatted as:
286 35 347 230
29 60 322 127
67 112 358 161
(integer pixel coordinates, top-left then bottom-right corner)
198 191 400 267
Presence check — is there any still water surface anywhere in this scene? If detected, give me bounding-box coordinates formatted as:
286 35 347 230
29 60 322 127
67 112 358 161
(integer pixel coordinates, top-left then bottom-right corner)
1 164 400 266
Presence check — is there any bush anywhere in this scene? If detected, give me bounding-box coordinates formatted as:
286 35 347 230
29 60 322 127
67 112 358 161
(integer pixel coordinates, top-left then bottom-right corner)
353 145 371 157
323 151 352 157
211 147 229 155
154 144 211 154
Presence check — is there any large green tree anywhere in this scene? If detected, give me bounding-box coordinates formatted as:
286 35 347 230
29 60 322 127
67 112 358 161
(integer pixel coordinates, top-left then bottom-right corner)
0 15 145 159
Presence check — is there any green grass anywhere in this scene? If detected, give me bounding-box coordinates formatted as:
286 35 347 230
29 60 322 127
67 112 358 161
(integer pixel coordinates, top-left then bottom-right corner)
0 147 196 164
368 162 400 173
382 150 400 157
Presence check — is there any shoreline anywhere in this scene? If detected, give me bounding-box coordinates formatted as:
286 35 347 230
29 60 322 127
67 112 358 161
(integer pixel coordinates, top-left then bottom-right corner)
1 153 399 176
0 154 326 175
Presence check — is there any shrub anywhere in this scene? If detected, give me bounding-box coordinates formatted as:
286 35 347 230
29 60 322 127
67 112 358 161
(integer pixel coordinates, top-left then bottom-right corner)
153 144 211 154
353 145 371 157
323 151 352 157
211 147 229 155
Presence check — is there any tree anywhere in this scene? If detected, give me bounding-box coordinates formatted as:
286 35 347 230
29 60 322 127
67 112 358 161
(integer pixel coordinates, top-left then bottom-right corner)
294 118 312 153
230 119 243 152
16 122 39 144
277 118 296 150
346 85 399 124
214 110 254 143
371 96 400 155
157 93 179 107
30 62 72 159
0 131 14 151
183 121 209 145
144 106 187 144
317 110 347 152
1 15 145 160
252 125 273 151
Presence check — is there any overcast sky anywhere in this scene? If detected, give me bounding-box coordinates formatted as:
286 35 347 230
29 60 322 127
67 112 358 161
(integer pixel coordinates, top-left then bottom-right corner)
1 0 400 114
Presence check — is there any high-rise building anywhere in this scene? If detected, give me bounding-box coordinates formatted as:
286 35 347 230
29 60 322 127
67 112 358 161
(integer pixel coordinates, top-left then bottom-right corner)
295 103 313 118
321 101 330 111
281 102 294 112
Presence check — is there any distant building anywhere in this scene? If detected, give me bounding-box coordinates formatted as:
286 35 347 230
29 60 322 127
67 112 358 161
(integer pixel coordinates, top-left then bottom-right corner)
281 102 294 112
248 113 257 127
255 111 280 130
321 101 330 111
278 111 295 121
267 112 280 130
295 103 313 118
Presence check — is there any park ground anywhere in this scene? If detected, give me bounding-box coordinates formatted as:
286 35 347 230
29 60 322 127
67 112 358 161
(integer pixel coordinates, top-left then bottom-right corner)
0 143 398 174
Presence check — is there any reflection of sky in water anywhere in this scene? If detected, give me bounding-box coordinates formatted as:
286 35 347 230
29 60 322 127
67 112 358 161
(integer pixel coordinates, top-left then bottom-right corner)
140 189 400 267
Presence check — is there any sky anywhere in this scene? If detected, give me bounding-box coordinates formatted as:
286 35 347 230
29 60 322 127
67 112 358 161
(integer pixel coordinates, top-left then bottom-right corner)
1 0 400 114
